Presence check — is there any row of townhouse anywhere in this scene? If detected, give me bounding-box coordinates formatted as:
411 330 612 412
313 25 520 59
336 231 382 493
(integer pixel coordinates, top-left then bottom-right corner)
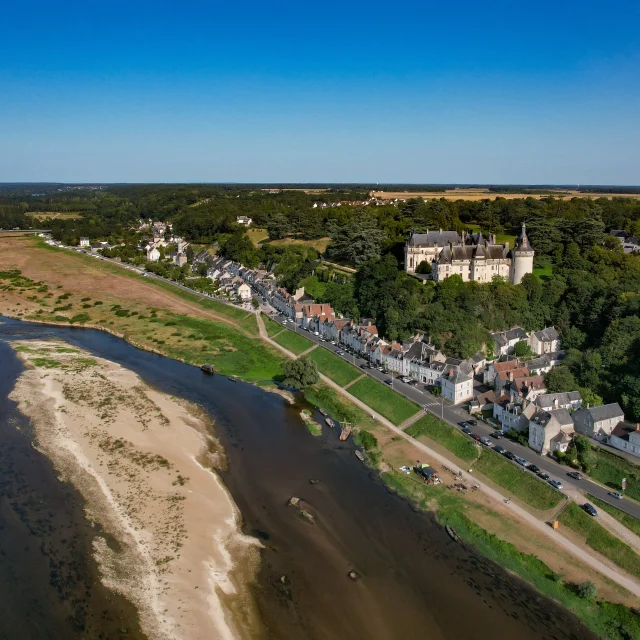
491 326 561 357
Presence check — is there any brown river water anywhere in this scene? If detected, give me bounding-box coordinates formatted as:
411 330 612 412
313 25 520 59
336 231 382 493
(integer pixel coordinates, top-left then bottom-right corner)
0 319 597 640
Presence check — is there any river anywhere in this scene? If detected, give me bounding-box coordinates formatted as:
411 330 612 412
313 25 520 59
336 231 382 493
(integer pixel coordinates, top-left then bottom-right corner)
0 317 596 640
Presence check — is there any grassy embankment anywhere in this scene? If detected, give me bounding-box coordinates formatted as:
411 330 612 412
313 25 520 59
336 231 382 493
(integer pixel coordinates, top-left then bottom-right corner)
405 414 480 463
381 470 640 640
583 446 640 502
271 328 315 355
262 315 287 337
587 496 640 537
473 449 563 511
348 376 420 426
403 413 562 511
559 502 640 580
307 347 361 387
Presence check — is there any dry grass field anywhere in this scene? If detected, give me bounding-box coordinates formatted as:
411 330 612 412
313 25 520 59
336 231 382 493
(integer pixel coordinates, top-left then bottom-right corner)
27 211 84 220
372 189 640 201
246 227 331 252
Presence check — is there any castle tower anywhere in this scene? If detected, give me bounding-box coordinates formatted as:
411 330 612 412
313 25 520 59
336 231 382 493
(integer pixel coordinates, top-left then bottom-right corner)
511 223 534 285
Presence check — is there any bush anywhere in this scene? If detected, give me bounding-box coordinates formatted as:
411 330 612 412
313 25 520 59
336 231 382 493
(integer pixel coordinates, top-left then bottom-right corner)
577 581 597 600
283 356 319 389
69 313 91 324
358 430 378 451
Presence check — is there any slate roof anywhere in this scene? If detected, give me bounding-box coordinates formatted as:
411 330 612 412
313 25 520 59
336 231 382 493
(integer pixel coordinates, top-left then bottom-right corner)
408 231 461 247
537 391 582 409
581 403 624 423
611 421 640 440
534 327 559 342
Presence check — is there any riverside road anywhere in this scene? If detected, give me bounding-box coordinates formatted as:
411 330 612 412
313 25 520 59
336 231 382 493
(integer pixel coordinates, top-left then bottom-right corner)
271 313 640 522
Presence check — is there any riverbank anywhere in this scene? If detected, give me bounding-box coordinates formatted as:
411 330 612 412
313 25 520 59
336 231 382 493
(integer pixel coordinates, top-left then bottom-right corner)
9 339 260 640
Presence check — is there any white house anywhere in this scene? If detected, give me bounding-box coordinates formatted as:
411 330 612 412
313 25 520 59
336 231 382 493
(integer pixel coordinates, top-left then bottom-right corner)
79 237 90 247
236 216 253 226
526 406 575 455
572 403 625 442
147 247 161 262
530 327 560 355
235 282 252 301
536 391 582 412
609 422 640 457
440 367 474 404
492 327 528 357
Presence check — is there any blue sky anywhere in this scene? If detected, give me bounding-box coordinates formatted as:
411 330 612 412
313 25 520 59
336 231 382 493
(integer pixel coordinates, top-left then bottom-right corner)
1 0 639 184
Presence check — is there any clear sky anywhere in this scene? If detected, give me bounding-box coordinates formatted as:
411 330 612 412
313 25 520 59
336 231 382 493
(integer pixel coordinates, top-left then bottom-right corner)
1 0 639 184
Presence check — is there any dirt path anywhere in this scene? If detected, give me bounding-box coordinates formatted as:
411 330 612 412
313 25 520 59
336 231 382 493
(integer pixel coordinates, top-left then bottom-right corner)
256 314 640 596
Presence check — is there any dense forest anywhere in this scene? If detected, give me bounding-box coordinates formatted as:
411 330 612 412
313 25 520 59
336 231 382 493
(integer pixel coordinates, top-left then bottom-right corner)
2 184 640 419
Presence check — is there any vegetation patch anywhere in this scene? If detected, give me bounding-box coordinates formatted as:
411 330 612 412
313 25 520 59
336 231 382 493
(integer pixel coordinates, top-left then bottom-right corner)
582 447 640 501
587 495 640 537
307 347 361 386
473 449 562 510
272 329 315 355
304 383 377 430
559 502 640 579
348 377 419 426
262 314 286 337
406 414 479 463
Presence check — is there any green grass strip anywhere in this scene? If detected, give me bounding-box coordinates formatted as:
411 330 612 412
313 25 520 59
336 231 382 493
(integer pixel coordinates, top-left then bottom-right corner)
272 329 315 355
474 449 562 510
406 414 479 463
308 347 361 386
348 376 420 426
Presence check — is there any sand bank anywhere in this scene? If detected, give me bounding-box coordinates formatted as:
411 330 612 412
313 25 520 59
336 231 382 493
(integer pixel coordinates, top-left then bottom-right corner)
9 340 261 640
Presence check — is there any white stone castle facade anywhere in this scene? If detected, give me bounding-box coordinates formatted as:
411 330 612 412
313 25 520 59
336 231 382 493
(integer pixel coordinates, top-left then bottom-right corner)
404 224 534 285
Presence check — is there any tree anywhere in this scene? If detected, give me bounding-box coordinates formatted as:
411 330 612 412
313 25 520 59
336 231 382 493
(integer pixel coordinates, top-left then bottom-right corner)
282 357 319 389
267 214 288 240
327 211 385 265
544 366 577 393
577 581 597 600
514 340 533 359
415 260 432 274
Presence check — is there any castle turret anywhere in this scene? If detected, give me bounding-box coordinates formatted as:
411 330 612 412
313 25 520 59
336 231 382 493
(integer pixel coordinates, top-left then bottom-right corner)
510 223 534 285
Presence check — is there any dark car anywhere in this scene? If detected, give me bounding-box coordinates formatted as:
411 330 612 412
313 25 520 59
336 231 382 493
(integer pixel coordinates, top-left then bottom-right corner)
537 472 550 481
493 445 506 455
360 364 367 369
384 379 393 386
504 451 517 461
583 503 598 517
458 421 470 428
462 426 473 435
491 430 503 439
467 419 477 426
528 464 540 474
470 433 482 442
567 471 583 480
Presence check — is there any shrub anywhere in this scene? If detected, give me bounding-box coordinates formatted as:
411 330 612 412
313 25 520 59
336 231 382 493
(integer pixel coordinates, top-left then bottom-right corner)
69 313 91 324
577 581 597 600
358 430 378 451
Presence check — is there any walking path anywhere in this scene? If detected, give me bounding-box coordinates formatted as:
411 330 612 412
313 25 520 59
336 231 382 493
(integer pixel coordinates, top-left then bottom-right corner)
256 312 640 595
344 373 366 389
399 410 427 431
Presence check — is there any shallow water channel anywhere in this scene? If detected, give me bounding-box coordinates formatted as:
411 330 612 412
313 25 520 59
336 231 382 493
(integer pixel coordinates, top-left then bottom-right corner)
0 317 596 640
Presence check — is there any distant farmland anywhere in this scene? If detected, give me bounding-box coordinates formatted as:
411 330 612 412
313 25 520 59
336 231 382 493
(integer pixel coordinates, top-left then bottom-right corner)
372 189 640 201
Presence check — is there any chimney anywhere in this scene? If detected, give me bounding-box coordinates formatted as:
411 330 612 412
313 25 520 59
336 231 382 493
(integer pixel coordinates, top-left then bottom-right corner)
449 368 454 377
553 397 558 409
508 371 514 381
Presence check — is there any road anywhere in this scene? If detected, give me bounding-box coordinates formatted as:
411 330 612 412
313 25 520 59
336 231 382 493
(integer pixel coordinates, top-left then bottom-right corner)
270 312 640 521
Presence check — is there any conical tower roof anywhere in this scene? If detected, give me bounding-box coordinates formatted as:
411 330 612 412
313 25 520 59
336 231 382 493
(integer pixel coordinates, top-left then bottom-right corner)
515 223 533 252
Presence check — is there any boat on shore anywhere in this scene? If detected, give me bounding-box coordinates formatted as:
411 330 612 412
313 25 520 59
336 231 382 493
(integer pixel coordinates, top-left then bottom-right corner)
319 408 328 416
339 426 352 441
445 525 459 543
325 417 335 427
355 450 365 462
200 364 215 375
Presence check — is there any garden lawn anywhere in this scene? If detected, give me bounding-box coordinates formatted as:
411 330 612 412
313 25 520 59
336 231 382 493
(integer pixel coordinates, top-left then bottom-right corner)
474 450 562 510
272 329 315 355
559 502 640 580
308 347 361 387
348 377 419 426
587 495 640 537
304 383 377 430
406 414 479 463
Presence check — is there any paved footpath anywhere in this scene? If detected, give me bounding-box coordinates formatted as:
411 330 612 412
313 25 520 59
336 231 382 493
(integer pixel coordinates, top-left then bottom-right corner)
256 312 640 595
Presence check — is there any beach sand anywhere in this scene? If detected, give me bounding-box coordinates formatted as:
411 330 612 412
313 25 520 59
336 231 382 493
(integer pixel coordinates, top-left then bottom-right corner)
9 340 261 640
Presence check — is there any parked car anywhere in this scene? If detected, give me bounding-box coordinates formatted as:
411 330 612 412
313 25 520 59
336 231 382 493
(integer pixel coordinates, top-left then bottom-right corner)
384 379 393 386
491 431 503 439
480 437 492 447
470 433 482 442
537 472 550 481
359 364 367 369
609 491 624 500
582 503 598 517
467 419 477 426
549 479 563 490
504 451 517 461
514 457 529 467
458 421 470 428
462 426 473 435
528 464 540 474
567 471 583 480
493 445 506 455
